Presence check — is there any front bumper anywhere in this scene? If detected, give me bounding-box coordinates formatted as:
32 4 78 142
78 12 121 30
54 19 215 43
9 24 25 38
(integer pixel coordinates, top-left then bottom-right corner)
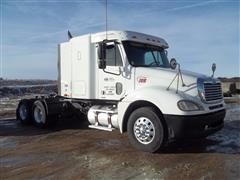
164 109 226 139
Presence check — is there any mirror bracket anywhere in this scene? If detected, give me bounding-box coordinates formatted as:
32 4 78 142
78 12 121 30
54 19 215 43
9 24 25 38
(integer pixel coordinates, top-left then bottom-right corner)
167 58 186 93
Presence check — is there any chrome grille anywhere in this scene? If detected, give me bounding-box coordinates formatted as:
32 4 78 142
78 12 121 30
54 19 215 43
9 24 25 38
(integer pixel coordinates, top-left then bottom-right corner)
204 82 223 102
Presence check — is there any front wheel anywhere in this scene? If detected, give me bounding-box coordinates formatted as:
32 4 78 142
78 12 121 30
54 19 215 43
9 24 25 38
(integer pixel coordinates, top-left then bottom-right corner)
127 107 167 152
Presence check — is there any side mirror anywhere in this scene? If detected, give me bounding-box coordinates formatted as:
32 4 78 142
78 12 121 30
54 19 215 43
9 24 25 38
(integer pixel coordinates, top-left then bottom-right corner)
170 58 177 69
165 50 168 57
212 63 216 77
98 42 106 69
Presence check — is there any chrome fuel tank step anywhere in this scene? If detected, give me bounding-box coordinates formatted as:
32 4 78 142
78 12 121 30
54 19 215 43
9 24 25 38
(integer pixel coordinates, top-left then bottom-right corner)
87 105 119 131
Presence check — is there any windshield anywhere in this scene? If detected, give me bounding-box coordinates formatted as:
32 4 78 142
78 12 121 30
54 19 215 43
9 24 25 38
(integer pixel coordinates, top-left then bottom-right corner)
122 41 170 68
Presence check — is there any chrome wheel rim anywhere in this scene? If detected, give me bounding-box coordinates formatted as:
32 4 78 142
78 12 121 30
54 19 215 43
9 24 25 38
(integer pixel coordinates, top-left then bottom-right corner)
133 117 155 144
34 105 45 124
19 104 28 120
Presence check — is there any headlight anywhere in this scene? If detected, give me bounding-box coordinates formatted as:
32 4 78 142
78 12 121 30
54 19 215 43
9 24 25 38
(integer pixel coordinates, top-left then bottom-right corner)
177 100 203 111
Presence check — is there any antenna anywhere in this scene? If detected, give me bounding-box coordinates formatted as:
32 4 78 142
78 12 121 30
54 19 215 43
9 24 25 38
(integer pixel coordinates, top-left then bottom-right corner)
105 0 108 41
0 0 3 78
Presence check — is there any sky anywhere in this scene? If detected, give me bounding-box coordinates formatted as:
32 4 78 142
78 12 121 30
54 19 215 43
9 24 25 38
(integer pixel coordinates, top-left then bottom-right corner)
0 0 239 79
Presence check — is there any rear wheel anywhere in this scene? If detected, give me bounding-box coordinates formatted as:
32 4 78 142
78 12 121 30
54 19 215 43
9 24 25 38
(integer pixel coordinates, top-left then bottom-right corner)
32 100 47 128
16 99 32 124
32 100 57 128
127 107 166 152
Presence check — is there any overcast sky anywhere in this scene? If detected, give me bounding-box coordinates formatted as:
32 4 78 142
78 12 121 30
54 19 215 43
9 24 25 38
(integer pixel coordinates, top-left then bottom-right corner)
0 0 239 79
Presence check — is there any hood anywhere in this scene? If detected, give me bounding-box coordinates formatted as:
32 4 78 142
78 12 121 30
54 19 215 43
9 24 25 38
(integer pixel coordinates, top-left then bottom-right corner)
135 67 209 96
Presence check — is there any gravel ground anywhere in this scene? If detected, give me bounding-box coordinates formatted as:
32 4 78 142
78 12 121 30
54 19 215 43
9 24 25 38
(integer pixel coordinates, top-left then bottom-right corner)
0 101 239 179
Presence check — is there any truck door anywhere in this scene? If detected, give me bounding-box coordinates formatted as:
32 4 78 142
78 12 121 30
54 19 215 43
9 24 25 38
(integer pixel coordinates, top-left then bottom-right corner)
98 42 126 100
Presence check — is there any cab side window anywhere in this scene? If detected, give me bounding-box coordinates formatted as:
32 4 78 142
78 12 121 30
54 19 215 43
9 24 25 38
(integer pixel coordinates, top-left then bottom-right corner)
106 44 123 66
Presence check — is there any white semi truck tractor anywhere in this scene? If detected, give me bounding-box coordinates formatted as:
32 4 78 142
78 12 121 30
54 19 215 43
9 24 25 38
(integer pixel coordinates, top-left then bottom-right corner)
16 31 226 152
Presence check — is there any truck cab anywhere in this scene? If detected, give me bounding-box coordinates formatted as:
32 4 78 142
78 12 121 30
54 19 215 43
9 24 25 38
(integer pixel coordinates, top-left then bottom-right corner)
17 31 226 152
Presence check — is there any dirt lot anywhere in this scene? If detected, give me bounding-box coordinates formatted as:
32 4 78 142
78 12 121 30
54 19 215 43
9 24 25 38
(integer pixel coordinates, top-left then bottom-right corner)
0 101 239 180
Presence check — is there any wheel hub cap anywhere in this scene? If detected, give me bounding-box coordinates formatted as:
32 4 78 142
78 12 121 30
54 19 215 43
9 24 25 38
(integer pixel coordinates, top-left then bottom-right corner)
133 117 155 144
34 106 45 123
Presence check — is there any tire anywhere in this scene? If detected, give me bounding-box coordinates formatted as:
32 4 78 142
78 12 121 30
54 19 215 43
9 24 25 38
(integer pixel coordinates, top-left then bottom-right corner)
16 99 33 125
32 100 57 128
127 107 166 152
